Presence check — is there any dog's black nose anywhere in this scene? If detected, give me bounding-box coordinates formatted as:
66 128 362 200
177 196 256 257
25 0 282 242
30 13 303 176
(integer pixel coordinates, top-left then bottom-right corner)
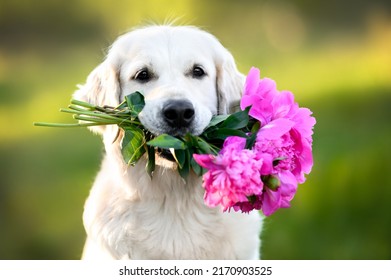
162 100 195 128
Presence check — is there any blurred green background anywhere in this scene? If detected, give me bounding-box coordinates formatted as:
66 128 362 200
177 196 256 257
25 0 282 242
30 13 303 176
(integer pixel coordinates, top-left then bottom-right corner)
1 0 390 259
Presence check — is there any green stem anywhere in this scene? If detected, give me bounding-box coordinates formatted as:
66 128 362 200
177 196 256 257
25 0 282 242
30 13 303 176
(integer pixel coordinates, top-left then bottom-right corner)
61 108 111 117
73 115 119 124
70 99 99 110
67 105 134 121
60 108 126 122
68 104 96 112
33 122 108 128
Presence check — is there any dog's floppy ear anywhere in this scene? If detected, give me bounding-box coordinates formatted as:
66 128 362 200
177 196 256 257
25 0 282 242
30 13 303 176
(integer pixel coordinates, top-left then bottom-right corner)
216 49 245 114
73 62 121 134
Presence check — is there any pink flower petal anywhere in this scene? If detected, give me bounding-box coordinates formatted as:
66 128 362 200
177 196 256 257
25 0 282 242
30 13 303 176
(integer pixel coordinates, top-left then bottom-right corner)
272 90 295 119
261 188 281 216
192 154 216 169
243 67 261 100
222 136 247 153
257 118 295 140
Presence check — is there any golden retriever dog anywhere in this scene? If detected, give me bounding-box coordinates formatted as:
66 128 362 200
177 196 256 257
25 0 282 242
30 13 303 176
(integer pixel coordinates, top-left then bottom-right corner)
74 25 263 259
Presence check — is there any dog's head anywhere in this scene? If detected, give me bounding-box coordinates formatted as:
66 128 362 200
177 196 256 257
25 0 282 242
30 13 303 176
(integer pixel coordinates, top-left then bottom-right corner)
74 25 244 163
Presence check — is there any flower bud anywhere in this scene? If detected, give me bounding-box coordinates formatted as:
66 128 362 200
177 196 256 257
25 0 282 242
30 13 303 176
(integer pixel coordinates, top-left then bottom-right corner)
262 175 280 191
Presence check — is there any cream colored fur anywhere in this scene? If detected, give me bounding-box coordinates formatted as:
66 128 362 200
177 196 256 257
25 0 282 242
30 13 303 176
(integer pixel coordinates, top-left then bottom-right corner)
74 25 263 260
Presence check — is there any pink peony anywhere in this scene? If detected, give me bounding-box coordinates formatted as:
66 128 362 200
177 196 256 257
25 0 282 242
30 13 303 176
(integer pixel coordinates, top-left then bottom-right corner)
245 67 316 184
231 119 305 215
244 67 315 215
193 137 272 211
241 67 316 139
194 67 316 216
240 68 277 126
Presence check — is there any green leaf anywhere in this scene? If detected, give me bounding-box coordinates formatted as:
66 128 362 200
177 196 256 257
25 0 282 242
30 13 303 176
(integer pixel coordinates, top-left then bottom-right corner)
183 133 198 147
190 156 204 176
206 128 247 140
221 108 250 130
146 145 155 177
204 115 230 129
121 126 146 165
202 125 218 137
147 134 186 150
245 133 257 150
125 91 145 117
251 120 261 134
196 138 214 154
245 120 261 149
177 149 191 179
173 149 187 169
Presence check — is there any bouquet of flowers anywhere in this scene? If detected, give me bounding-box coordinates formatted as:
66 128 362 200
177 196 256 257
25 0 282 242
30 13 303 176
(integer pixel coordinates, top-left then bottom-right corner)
194 68 316 215
35 67 316 216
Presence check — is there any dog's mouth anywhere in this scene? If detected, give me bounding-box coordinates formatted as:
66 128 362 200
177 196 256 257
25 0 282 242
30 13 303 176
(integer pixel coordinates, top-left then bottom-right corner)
141 128 187 164
156 148 176 162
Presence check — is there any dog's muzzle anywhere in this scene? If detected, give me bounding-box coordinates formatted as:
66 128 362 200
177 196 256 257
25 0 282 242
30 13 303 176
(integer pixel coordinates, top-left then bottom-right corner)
155 99 195 162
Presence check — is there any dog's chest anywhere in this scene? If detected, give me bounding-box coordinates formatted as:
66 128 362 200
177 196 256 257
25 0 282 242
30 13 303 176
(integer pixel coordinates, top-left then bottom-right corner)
120 197 233 259
86 161 240 259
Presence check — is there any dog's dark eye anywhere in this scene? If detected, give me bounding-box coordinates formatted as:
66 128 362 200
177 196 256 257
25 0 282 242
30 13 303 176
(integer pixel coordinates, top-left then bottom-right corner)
192 66 206 78
134 69 150 82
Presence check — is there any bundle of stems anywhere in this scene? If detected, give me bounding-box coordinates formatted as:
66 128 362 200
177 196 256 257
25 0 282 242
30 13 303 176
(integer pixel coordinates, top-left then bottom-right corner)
35 99 140 128
34 91 254 179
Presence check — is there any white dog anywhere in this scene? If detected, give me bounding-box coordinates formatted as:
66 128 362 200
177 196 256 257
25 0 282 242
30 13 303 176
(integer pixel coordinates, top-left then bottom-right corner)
74 25 263 260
